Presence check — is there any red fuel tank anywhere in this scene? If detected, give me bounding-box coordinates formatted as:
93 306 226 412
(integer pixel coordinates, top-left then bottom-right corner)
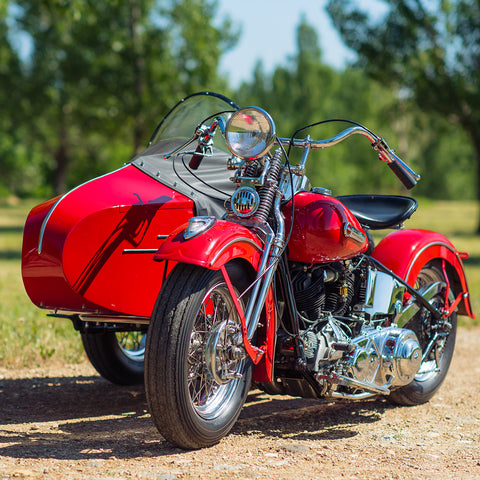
283 191 368 263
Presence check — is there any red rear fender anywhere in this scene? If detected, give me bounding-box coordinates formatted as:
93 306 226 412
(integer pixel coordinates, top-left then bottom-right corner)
372 229 474 317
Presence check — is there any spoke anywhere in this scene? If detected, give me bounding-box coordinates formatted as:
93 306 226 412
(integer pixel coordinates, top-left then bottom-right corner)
187 281 246 418
191 376 205 405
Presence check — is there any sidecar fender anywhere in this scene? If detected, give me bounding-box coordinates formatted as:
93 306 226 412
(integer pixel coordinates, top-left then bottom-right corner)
153 219 263 270
372 229 474 317
154 220 275 382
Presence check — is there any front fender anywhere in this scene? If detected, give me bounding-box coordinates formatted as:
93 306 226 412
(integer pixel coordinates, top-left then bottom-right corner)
372 229 474 317
153 219 263 270
154 219 275 382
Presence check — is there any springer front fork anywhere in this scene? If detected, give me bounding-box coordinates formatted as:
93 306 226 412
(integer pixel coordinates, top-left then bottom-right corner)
220 189 285 365
221 196 285 364
221 149 288 364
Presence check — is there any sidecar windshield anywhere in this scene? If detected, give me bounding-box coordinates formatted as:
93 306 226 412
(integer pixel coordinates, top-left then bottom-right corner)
131 92 239 218
149 92 239 151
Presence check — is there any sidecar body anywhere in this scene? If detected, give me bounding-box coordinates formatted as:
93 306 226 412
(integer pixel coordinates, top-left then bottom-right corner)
22 92 238 324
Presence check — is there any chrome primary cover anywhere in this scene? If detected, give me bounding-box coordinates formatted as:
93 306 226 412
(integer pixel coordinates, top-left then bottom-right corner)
350 326 422 388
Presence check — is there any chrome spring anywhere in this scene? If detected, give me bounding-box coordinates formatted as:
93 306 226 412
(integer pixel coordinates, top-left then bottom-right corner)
243 162 258 178
253 149 283 223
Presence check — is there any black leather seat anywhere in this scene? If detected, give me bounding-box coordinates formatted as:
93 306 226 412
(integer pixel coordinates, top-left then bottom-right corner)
337 195 418 230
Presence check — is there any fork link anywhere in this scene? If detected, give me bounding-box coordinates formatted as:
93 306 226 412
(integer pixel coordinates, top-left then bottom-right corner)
253 149 283 223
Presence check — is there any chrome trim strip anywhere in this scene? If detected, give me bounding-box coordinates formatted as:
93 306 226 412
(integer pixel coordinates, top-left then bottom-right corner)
37 165 129 254
405 241 458 280
209 237 262 267
157 234 169 239
123 249 158 254
38 195 65 254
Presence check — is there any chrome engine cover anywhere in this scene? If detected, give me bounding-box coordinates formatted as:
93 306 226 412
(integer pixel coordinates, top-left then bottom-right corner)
349 326 422 388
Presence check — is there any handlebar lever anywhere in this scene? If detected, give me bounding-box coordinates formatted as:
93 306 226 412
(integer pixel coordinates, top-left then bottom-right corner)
189 121 218 170
163 120 218 169
372 138 420 190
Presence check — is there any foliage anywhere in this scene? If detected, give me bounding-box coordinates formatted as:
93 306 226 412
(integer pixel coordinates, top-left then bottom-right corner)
236 17 475 198
326 0 480 225
0 10 43 198
0 2 476 202
4 0 237 196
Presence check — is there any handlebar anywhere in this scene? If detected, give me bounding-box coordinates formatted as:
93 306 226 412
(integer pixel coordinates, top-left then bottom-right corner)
380 145 420 189
275 126 420 189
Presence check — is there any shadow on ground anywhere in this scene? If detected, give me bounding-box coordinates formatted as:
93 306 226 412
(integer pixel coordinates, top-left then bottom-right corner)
0 373 389 460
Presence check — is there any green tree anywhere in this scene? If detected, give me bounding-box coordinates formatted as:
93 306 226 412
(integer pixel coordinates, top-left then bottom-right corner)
0 4 40 197
237 19 403 195
326 0 480 230
13 0 237 195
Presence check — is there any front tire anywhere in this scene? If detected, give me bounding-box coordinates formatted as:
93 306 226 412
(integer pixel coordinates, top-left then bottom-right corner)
389 263 457 405
145 263 253 449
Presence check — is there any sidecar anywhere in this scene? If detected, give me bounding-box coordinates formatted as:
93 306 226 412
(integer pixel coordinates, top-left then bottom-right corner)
21 92 238 384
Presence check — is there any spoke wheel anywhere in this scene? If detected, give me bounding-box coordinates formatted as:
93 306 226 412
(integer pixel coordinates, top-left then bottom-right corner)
389 263 457 405
145 263 252 449
81 331 145 385
116 331 146 362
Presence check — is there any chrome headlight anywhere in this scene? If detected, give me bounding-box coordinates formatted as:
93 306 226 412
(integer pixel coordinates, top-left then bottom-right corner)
225 107 275 160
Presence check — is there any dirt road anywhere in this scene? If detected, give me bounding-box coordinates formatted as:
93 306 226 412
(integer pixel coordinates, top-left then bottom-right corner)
1 327 479 479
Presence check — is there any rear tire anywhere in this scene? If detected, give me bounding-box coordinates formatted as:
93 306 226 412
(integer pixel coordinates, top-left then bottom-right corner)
81 331 145 385
389 263 457 405
145 263 253 449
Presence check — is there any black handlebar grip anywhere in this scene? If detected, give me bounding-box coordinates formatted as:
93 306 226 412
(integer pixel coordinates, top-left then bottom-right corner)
189 144 204 170
388 160 418 190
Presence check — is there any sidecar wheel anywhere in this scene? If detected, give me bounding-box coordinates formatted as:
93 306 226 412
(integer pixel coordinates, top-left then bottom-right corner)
389 264 457 406
81 331 145 385
145 263 253 449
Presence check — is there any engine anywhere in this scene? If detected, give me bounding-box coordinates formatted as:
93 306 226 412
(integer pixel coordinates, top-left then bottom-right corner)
301 319 422 393
290 261 359 321
290 259 422 396
290 257 408 324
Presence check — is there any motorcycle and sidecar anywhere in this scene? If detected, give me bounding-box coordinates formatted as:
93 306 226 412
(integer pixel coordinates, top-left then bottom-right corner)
21 92 474 449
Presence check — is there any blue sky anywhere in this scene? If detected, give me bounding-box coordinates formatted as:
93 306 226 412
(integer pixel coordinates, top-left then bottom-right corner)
216 0 384 87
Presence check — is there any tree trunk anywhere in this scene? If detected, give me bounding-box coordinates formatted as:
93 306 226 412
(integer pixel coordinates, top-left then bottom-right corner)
54 124 69 196
130 1 145 155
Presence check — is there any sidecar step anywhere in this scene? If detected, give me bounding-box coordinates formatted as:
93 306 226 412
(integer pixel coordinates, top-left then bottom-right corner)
48 312 150 325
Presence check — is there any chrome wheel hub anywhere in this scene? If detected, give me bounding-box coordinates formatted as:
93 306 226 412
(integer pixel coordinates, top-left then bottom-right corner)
205 319 246 385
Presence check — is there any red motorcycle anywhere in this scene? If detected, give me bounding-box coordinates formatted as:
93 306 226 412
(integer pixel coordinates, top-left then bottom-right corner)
22 92 474 450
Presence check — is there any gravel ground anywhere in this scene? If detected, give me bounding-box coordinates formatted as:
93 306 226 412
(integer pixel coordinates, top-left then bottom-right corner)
0 327 479 480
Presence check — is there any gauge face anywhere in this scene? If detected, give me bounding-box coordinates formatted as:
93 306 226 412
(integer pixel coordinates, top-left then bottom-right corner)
225 107 275 160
